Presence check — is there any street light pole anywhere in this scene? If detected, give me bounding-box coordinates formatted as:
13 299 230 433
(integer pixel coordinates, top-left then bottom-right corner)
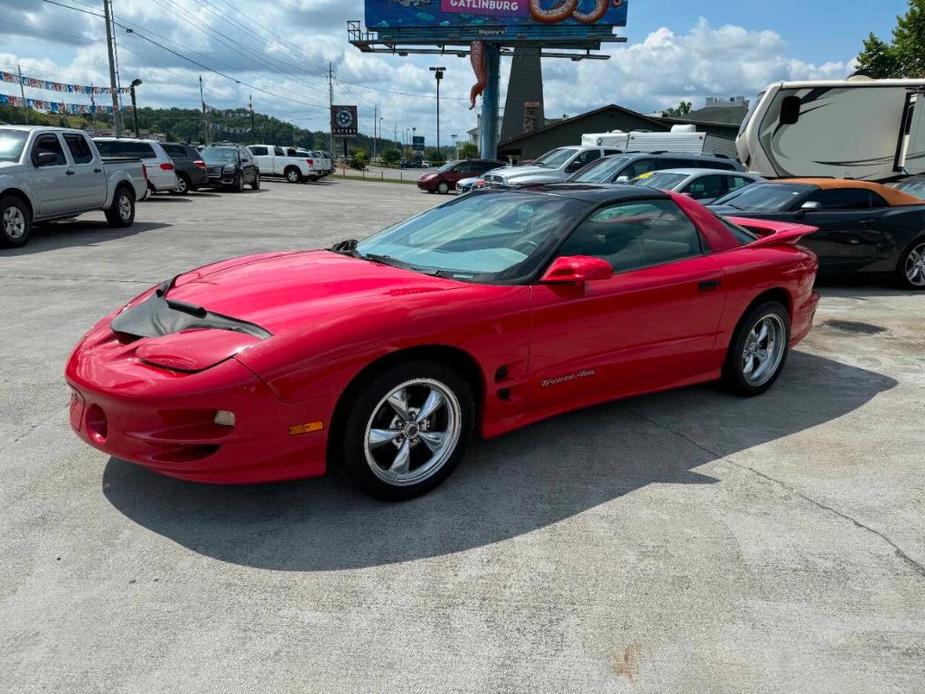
429 66 445 158
130 79 143 138
451 133 458 160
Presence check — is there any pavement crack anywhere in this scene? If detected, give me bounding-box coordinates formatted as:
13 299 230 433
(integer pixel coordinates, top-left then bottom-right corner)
619 405 925 579
0 406 68 454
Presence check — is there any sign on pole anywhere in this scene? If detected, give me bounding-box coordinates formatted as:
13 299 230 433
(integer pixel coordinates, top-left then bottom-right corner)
331 105 358 136
412 136 425 152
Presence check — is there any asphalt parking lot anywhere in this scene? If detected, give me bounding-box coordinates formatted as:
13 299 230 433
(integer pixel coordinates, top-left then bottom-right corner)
2 179 924 693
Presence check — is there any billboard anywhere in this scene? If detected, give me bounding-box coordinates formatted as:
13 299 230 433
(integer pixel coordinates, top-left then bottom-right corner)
366 0 627 42
412 135 425 152
331 105 358 136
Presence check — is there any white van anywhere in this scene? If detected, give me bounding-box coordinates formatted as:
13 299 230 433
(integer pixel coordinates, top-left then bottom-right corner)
581 125 737 158
736 78 925 181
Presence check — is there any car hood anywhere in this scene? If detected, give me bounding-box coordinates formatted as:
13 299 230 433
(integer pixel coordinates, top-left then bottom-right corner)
144 250 467 336
501 165 561 180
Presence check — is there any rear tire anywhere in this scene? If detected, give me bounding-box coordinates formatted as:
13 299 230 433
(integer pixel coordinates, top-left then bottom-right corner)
0 194 32 248
285 167 301 184
896 237 925 290
105 186 135 228
338 361 474 501
722 302 790 397
172 174 190 195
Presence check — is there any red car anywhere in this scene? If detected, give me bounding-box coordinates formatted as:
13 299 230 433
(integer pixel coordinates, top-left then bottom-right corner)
67 185 819 500
417 159 503 194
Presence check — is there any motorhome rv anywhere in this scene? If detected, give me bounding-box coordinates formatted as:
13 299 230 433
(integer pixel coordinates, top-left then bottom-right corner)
581 124 737 158
736 78 925 181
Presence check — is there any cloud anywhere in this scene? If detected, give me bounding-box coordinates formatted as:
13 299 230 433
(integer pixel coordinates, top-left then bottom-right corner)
0 5 852 146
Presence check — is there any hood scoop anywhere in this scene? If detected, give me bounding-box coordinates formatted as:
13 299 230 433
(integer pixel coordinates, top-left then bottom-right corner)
112 276 271 340
136 329 261 372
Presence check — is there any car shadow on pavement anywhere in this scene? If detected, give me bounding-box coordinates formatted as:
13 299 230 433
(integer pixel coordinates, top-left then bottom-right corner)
1 221 171 256
102 351 896 571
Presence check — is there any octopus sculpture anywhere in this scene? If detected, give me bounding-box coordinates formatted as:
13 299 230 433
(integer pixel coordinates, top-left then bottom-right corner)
469 40 487 110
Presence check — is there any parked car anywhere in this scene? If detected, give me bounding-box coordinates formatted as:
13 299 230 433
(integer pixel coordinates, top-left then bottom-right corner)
709 178 925 289
160 142 207 195
421 160 432 168
890 175 925 200
200 145 260 192
418 159 504 194
66 184 819 500
0 126 144 247
632 168 764 204
566 151 745 187
302 149 332 177
486 145 625 187
248 145 319 183
456 172 490 194
93 137 177 194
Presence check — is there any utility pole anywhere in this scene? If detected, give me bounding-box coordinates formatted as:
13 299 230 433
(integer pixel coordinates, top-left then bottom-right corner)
373 104 378 161
102 0 122 136
16 65 26 122
328 62 334 157
249 94 255 139
199 75 208 145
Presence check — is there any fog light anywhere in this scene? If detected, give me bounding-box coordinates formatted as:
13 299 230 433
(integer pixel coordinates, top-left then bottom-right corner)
213 410 236 427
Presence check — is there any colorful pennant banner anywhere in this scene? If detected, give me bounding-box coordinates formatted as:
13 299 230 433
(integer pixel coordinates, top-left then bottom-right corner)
0 92 116 114
0 70 130 95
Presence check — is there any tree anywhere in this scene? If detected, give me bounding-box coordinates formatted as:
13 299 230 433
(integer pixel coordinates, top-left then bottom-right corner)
855 32 902 78
425 148 446 166
855 0 925 78
380 148 401 167
663 101 692 117
458 142 479 159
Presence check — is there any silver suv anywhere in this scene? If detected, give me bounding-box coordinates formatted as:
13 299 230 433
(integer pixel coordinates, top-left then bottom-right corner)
486 146 623 188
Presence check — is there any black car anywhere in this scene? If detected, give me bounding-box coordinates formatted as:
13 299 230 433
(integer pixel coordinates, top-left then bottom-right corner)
569 151 744 185
709 179 925 290
890 175 925 201
161 143 207 194
200 145 260 192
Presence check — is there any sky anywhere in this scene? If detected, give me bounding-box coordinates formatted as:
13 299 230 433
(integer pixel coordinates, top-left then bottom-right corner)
0 0 911 147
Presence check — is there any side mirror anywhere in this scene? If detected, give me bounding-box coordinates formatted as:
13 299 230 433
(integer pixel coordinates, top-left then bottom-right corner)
614 175 630 184
795 200 821 218
540 256 613 284
565 160 584 173
35 151 59 167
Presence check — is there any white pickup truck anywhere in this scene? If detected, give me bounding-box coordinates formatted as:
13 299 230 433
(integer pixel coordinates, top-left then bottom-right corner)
289 148 332 178
0 125 146 248
247 144 320 183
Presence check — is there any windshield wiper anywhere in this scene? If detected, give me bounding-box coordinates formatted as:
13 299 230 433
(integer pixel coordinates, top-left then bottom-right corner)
360 253 415 270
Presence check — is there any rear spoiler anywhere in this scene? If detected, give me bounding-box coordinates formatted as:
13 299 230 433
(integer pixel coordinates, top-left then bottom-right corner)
727 217 817 248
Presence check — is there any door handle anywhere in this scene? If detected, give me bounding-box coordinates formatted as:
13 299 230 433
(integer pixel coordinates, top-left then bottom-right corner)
65 170 75 175
93 168 102 173
698 279 721 293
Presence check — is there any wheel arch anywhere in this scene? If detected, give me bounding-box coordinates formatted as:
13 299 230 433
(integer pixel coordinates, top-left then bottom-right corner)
1 188 34 217
326 344 487 461
723 286 793 354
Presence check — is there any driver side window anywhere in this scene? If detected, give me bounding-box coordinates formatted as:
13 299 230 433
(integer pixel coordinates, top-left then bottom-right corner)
559 199 704 273
33 134 67 167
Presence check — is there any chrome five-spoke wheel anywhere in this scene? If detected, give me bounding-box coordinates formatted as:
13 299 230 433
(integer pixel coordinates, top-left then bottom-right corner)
2 205 26 240
903 241 925 288
364 378 461 487
741 314 786 387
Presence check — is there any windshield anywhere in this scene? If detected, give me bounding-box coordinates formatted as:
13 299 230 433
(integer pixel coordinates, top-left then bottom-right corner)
569 156 631 183
894 179 925 200
354 191 590 282
0 129 28 162
436 160 458 173
714 183 811 211
201 148 238 164
634 172 688 190
533 148 575 168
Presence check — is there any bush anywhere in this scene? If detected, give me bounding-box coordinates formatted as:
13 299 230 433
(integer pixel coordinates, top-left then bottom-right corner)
348 147 369 170
459 143 479 159
380 148 401 167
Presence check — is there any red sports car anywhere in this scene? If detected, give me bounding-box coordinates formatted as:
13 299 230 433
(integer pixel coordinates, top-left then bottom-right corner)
67 185 819 500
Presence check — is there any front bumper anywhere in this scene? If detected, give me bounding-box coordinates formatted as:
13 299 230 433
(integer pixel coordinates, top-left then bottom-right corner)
66 324 328 484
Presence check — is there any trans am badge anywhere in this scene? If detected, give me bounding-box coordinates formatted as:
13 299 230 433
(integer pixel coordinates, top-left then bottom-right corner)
541 369 596 388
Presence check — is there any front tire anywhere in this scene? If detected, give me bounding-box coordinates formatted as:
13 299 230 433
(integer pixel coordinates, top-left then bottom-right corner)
437 181 450 194
105 186 135 228
0 195 32 248
251 172 260 190
338 361 474 501
897 238 925 290
234 174 245 193
722 302 790 397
